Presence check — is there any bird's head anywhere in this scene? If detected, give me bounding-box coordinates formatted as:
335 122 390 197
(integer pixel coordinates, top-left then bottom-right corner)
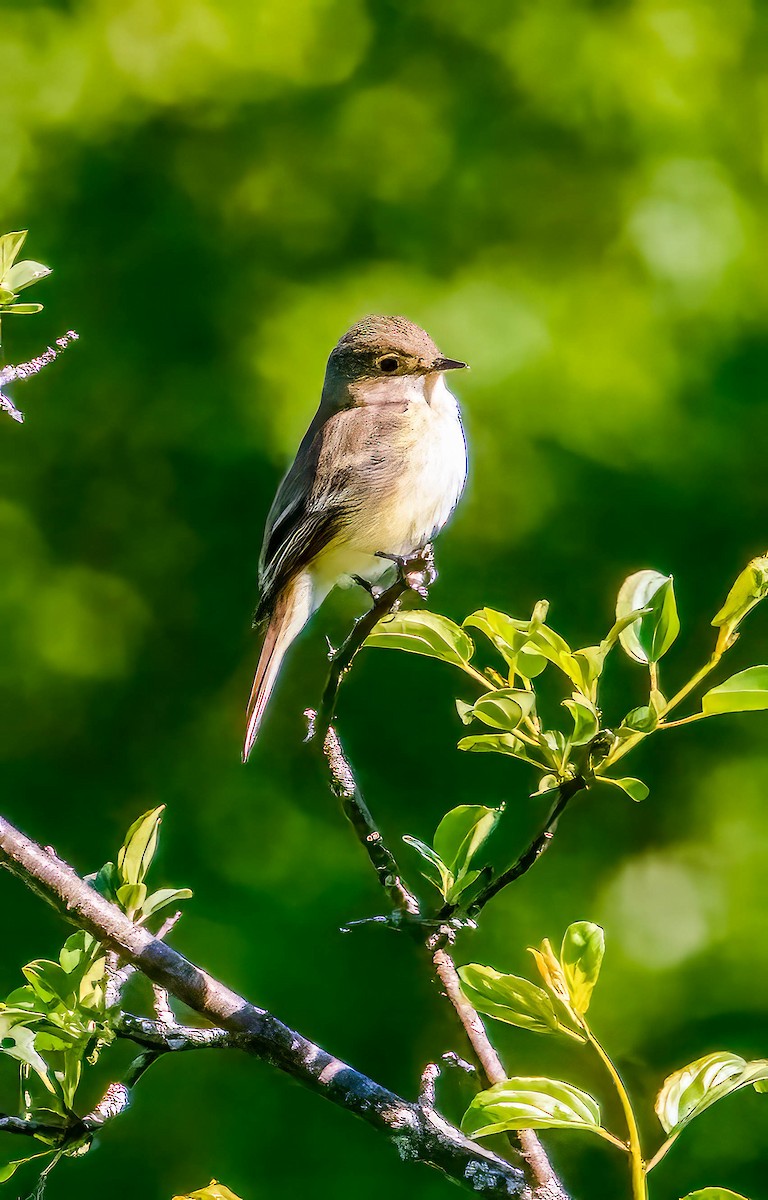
323 315 467 403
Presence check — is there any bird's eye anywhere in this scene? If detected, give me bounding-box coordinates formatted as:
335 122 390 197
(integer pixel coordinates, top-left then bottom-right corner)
378 356 399 373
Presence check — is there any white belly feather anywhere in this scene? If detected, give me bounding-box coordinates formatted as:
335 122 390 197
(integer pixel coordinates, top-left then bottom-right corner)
313 374 467 593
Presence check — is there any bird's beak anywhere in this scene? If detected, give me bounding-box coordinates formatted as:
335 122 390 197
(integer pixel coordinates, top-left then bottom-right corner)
432 356 468 372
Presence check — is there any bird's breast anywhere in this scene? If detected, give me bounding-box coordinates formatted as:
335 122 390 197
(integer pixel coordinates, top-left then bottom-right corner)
344 376 467 562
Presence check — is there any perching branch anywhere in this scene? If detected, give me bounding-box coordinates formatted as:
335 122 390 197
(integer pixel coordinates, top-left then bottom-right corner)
0 813 527 1198
307 546 438 917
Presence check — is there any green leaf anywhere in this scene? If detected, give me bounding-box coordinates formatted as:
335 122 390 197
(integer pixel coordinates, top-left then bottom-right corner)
619 692 665 735
402 836 453 898
562 695 599 746
462 688 536 733
458 965 562 1035
681 1191 750 1200
462 1077 602 1137
22 960 75 1007
560 922 604 1015
464 609 547 678
655 1052 768 1135
457 732 535 764
90 861 118 901
117 882 148 917
702 667 768 715
0 1019 50 1080
617 571 680 663
0 230 27 277
117 806 164 886
174 1182 245 1200
0 303 44 314
600 776 649 802
433 806 501 878
141 887 193 920
365 611 474 667
525 623 575 674
0 1150 55 1184
712 554 768 637
4 260 51 292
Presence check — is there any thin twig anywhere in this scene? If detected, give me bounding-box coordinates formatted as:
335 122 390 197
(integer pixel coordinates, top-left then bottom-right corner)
307 550 436 918
0 331 79 424
318 579 409 730
311 719 420 917
464 776 586 917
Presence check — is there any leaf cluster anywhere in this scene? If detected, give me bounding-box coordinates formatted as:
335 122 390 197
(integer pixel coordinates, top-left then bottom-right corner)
0 231 51 318
458 923 767 1200
0 807 191 1184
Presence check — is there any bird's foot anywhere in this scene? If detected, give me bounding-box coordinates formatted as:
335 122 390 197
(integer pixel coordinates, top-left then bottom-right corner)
375 543 437 600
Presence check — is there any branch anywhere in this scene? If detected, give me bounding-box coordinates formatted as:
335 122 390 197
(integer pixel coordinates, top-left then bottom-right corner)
310 719 420 916
433 947 570 1200
0 331 79 423
0 814 527 1198
311 634 571 1200
462 776 586 917
318 577 409 730
307 548 438 918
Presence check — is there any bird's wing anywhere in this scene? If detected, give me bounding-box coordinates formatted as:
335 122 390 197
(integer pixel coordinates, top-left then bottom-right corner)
254 412 351 622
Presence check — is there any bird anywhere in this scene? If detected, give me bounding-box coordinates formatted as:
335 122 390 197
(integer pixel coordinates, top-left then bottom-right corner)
243 314 468 761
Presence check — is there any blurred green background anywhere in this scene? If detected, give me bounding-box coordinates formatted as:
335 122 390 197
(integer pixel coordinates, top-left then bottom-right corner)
1 0 767 1196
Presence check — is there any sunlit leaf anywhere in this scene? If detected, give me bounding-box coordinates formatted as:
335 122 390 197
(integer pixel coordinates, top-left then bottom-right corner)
702 667 768 715
618 691 665 735
712 554 768 648
562 695 599 746
0 303 44 314
655 1052 768 1135
463 609 547 677
462 1077 602 1137
173 1182 244 1200
599 776 649 802
458 965 562 1035
365 611 474 667
528 939 573 1008
117 806 164 887
0 1018 50 1080
617 571 680 663
457 732 536 764
0 230 27 278
681 1190 750 1200
4 260 51 292
560 922 604 1015
402 836 453 897
433 806 501 878
462 688 535 733
117 882 148 918
141 887 193 921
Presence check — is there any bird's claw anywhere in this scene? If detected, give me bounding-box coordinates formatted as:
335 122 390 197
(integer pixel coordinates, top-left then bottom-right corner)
375 543 438 598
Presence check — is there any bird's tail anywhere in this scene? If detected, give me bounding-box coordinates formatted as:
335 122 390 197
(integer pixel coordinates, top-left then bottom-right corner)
242 577 314 762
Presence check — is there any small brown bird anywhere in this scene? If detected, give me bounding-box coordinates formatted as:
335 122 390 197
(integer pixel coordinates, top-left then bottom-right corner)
243 315 468 760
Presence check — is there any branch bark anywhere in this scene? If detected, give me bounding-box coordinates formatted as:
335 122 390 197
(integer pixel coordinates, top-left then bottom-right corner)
0 814 526 1198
